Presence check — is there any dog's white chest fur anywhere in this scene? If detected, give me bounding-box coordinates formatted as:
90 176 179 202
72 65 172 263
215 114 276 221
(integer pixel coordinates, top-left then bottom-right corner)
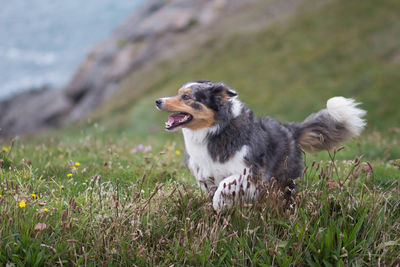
182 128 248 188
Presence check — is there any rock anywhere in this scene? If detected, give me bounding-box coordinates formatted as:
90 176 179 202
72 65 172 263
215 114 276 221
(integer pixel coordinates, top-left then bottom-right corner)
62 0 222 123
0 0 307 137
3 0 215 136
0 88 72 136
135 7 196 35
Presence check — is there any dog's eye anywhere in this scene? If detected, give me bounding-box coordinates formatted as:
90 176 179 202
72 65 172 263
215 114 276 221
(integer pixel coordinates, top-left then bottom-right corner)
182 94 191 100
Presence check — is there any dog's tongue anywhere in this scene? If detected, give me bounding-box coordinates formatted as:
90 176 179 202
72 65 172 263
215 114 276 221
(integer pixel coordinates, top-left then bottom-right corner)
165 113 191 129
168 113 186 124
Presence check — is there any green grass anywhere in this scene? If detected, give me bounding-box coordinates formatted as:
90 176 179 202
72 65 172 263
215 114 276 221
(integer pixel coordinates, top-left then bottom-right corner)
98 0 400 137
1 0 400 265
0 130 399 265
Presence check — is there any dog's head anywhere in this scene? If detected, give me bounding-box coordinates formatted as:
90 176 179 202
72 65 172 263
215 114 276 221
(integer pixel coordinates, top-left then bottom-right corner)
155 81 241 132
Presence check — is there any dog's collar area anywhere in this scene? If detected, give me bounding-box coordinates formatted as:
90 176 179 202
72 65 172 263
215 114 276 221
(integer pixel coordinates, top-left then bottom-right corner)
165 112 193 130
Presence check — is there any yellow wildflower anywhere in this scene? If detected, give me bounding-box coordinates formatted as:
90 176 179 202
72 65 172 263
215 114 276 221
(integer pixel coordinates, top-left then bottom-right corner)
67 173 73 178
175 150 181 155
75 162 80 166
72 166 76 170
85 179 89 183
0 194 2 198
2 147 8 152
19 201 26 208
31 193 38 199
43 208 48 212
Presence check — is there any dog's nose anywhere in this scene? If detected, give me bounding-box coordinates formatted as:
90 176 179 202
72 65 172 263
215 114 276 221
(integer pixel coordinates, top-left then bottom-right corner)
155 98 162 107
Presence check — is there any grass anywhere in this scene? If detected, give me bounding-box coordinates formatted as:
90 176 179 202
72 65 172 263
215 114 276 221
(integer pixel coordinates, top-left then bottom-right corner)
0 129 399 265
1 0 400 265
96 0 400 137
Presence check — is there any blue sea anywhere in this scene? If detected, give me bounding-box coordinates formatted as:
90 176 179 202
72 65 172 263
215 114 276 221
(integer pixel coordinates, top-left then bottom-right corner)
0 0 145 99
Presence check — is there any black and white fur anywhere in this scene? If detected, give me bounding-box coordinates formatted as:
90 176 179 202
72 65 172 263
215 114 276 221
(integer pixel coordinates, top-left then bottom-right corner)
156 81 366 211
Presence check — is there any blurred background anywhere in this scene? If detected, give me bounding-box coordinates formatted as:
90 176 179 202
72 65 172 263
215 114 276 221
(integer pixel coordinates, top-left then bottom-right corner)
0 0 399 139
0 0 145 99
1 1 399 264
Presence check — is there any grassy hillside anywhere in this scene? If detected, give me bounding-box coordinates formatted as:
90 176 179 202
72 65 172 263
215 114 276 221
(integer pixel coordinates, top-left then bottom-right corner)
98 0 400 138
1 0 400 265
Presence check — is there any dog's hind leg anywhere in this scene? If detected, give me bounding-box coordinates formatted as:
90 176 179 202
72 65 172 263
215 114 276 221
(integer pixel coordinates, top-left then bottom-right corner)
212 171 258 212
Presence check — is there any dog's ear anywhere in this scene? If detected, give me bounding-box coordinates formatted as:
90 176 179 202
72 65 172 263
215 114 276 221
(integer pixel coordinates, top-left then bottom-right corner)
225 88 238 97
211 83 237 100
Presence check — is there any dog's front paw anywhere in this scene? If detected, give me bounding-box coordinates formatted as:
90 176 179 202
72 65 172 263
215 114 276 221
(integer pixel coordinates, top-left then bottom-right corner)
212 184 235 212
212 174 259 212
212 175 244 212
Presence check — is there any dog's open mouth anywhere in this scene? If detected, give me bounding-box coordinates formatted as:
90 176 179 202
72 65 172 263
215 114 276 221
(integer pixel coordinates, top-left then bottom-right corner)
165 112 193 130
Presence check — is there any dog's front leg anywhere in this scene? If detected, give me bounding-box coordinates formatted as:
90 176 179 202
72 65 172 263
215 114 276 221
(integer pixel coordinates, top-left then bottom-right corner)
197 177 217 197
212 172 258 212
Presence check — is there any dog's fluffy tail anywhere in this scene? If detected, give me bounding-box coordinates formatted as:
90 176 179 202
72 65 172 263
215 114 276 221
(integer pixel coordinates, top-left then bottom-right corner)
294 97 366 152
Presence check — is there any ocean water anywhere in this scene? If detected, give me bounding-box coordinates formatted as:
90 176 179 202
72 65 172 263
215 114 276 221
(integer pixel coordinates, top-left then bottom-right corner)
0 0 145 100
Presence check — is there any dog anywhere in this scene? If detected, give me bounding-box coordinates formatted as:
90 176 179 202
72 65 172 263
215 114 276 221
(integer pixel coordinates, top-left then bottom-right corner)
155 81 366 211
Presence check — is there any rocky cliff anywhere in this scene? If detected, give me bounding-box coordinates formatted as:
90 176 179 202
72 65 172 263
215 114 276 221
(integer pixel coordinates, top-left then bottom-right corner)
0 0 306 137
